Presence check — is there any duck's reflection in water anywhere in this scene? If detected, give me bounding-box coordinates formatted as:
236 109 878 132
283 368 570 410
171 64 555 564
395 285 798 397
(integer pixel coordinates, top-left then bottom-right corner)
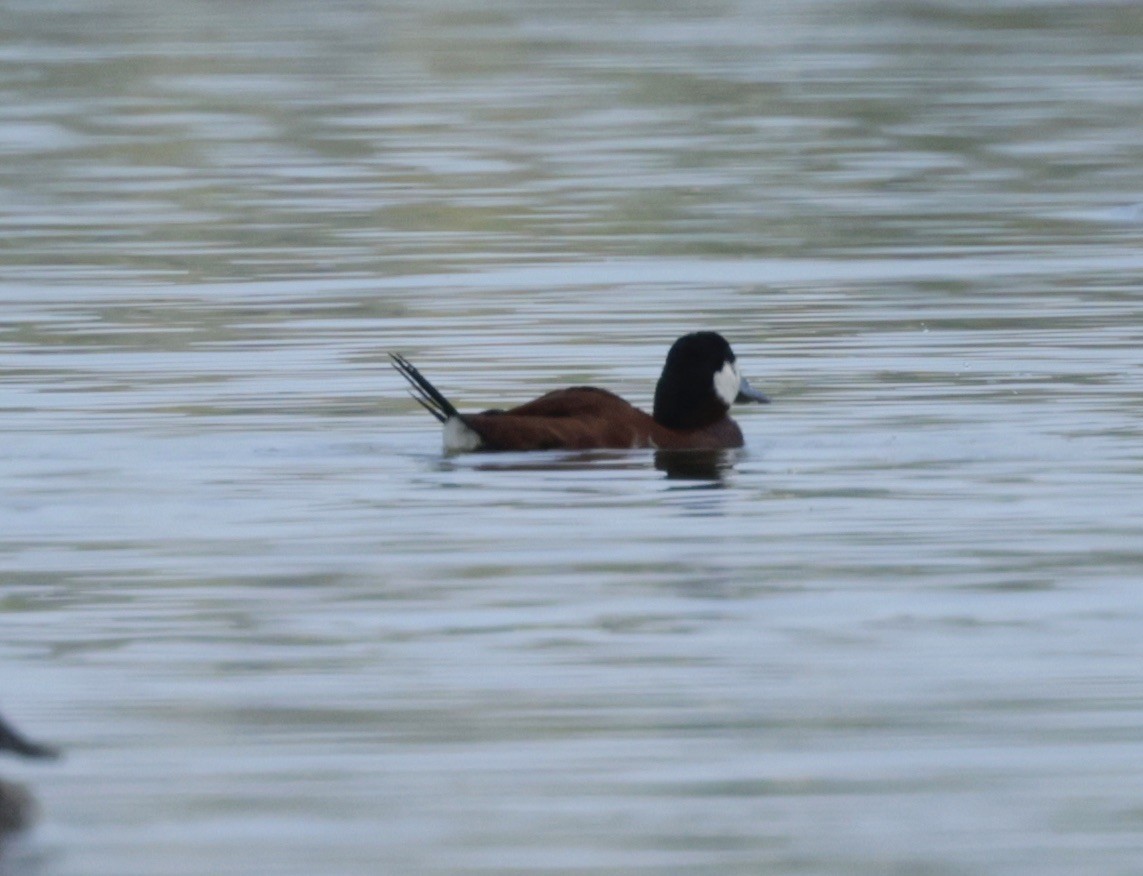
440 449 652 474
654 449 740 484
436 448 741 484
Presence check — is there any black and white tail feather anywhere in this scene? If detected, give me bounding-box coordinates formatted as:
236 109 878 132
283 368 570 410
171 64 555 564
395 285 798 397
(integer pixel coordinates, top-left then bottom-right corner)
390 353 484 451
389 353 458 423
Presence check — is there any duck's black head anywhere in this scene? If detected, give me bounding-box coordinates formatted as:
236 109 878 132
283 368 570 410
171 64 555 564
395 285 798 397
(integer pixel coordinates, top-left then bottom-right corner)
652 332 768 430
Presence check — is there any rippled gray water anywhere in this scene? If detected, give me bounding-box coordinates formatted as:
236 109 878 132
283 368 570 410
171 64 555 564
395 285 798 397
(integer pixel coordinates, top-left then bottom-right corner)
3 1 1143 873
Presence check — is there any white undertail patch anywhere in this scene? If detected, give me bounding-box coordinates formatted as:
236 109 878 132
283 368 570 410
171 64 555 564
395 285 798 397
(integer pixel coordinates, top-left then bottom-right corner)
443 416 484 452
713 360 741 407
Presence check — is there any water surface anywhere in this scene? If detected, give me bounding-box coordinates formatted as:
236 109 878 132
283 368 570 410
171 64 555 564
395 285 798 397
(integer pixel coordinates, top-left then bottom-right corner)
3 1 1143 874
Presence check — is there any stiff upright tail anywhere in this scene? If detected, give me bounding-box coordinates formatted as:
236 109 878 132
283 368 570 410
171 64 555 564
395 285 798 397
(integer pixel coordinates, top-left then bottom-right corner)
390 353 460 423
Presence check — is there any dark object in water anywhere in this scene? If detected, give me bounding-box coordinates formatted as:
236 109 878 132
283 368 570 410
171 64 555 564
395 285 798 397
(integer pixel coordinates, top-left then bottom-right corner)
0 712 59 837
392 331 769 452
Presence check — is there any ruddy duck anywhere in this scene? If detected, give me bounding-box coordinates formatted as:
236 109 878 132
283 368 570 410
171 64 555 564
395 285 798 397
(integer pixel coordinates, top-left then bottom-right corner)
0 712 59 837
392 331 769 452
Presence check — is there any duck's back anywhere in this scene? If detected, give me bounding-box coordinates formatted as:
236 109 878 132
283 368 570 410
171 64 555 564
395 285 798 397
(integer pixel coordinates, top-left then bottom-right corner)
461 387 743 451
463 387 656 451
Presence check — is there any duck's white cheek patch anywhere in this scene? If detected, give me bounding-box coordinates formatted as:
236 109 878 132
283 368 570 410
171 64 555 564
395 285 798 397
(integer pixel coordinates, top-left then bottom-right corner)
713 361 741 407
443 416 483 452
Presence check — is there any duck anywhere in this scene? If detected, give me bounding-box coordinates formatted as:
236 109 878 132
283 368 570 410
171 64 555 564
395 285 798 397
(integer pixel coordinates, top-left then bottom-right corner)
0 712 59 837
392 331 769 452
